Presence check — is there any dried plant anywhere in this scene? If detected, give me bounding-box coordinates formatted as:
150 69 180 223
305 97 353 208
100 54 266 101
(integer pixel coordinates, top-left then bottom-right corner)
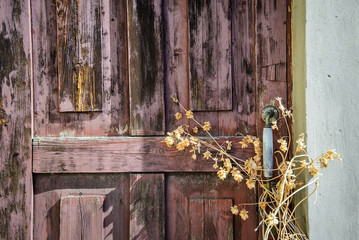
163 96 342 240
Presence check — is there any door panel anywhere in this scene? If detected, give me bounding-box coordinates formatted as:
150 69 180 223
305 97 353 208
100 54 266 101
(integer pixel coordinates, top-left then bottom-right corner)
188 0 232 111
164 0 257 136
130 174 165 239
59 195 105 239
166 173 257 240
31 0 290 239
33 174 130 240
57 0 103 112
31 0 129 137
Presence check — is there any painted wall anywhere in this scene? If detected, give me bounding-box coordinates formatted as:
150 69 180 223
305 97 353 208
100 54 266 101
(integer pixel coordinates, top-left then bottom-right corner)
297 0 359 238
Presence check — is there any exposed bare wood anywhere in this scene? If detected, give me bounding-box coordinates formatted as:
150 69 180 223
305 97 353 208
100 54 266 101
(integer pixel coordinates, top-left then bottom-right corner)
33 136 254 173
130 174 165 239
33 174 130 240
188 0 232 111
0 0 32 238
57 0 103 112
32 0 129 136
128 0 165 135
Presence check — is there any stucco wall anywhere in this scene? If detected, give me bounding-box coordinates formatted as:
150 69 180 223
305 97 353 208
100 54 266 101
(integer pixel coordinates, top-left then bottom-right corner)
304 0 359 239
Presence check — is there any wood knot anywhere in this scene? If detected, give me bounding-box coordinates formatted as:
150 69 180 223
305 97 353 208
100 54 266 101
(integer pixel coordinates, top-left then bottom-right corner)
174 48 183 56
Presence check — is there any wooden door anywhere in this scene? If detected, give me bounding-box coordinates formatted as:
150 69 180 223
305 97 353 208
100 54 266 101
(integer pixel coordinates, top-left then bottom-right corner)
31 0 290 239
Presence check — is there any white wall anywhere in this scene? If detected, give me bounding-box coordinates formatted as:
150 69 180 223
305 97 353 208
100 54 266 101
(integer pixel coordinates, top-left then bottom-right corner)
305 0 359 238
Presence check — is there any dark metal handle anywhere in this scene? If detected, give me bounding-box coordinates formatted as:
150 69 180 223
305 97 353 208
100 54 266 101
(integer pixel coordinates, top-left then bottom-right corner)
261 105 279 179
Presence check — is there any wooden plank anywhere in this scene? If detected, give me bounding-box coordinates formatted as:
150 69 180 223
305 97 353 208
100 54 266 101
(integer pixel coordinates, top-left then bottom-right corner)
163 0 190 131
130 174 165 239
183 0 257 137
59 195 104 240
128 0 165 135
188 0 232 111
57 0 103 112
205 199 233 240
166 174 258 240
256 0 288 143
256 0 287 109
256 3 289 237
218 0 257 136
33 174 130 240
189 199 205 240
108 0 130 136
32 0 129 136
32 136 254 173
188 198 234 239
0 0 32 239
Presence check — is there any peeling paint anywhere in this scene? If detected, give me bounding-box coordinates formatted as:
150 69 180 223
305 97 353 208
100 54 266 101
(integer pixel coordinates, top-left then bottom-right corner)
0 1 31 237
128 0 165 135
130 174 164 239
57 0 102 112
118 124 128 135
59 129 76 137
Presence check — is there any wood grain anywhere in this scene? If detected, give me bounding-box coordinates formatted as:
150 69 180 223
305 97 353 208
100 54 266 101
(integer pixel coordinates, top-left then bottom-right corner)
188 0 232 111
59 195 105 240
189 198 233 239
189 199 205 239
256 0 288 113
205 199 233 240
57 0 103 112
218 0 257 136
256 3 289 237
166 173 258 240
256 0 288 147
32 0 129 136
0 0 32 238
128 0 165 135
33 174 130 240
184 0 257 137
130 174 165 240
32 136 255 173
163 0 190 131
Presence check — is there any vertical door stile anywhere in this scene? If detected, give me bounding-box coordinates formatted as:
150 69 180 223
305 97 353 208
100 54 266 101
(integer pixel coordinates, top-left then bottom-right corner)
163 0 190 131
0 0 32 239
130 174 165 239
128 0 165 136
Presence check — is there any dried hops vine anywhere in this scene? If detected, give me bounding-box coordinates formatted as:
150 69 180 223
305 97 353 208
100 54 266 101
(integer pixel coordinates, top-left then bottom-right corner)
163 96 342 240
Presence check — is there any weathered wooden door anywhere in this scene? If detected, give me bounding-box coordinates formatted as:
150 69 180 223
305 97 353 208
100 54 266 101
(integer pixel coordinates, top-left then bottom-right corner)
31 0 290 239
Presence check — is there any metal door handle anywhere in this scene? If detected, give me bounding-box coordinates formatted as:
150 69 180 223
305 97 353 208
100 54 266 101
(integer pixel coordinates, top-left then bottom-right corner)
261 105 279 179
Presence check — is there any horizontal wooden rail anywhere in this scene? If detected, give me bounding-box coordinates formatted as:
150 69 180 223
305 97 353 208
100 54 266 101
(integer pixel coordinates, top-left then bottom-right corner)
33 137 254 173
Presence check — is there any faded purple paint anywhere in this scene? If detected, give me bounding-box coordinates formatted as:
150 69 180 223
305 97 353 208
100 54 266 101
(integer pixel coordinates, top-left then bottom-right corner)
32 136 254 173
28 0 291 239
31 0 129 137
0 0 32 239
